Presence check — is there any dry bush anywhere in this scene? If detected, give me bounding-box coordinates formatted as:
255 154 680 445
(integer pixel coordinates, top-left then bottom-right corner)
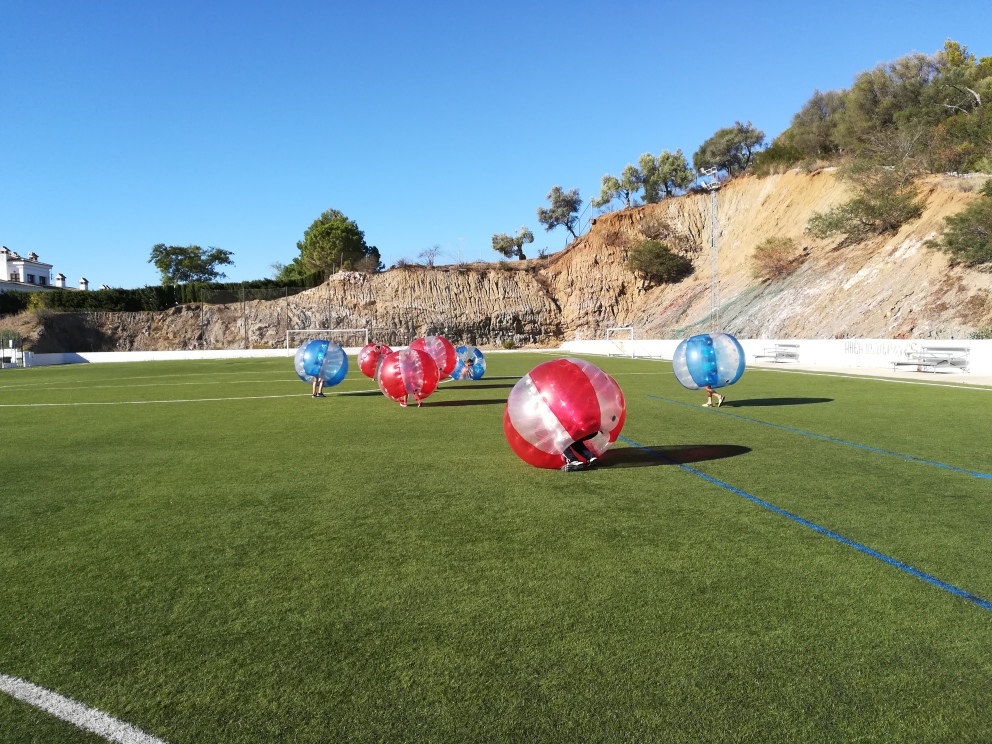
750 237 804 280
627 240 694 284
596 225 636 251
637 214 700 257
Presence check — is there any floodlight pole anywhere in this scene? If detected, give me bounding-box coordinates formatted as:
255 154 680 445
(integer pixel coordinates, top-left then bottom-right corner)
700 168 721 333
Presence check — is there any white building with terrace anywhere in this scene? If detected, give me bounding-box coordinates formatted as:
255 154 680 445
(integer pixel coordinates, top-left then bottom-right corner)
0 246 89 293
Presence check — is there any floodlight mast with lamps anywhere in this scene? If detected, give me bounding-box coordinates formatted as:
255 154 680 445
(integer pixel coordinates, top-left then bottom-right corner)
699 167 721 333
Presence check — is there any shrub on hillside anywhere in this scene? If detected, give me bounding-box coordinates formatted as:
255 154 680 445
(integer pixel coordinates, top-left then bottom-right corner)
927 180 992 266
627 240 694 284
806 163 925 241
750 237 805 280
752 141 808 177
637 215 700 256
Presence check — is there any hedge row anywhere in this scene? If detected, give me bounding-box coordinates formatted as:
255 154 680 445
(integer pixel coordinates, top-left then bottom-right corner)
175 271 325 304
0 291 31 317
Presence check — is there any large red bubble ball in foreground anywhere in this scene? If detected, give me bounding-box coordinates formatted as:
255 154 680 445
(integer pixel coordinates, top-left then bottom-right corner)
377 348 440 407
410 335 457 378
504 358 626 468
358 343 394 379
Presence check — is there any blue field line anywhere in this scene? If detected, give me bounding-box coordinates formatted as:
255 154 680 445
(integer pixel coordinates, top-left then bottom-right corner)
617 435 992 613
646 394 992 480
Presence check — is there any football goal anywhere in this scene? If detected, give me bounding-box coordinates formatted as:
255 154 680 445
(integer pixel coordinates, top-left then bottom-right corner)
605 327 635 358
286 328 369 350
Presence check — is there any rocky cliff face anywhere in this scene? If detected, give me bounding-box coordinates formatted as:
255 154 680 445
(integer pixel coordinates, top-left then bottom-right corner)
541 170 992 340
6 170 991 352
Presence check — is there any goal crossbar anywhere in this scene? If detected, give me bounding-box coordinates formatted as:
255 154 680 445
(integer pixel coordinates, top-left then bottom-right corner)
286 328 369 350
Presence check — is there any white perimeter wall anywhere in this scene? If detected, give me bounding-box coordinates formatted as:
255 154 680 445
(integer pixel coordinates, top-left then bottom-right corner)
22 339 992 375
561 338 992 375
30 348 300 366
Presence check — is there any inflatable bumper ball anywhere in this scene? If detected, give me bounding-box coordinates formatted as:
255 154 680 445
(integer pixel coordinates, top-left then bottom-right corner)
503 358 626 468
377 348 440 407
295 339 349 386
410 335 457 379
358 343 394 379
452 345 486 380
672 333 746 390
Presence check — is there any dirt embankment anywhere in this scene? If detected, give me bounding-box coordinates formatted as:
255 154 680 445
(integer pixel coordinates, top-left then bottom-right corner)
541 170 992 340
5 170 991 352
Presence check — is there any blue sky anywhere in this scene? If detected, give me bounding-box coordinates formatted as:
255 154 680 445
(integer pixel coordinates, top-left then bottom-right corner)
2 0 990 288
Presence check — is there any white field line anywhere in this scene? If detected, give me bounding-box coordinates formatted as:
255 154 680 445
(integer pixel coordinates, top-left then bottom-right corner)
555 351 992 391
0 378 301 392
0 388 380 408
0 673 167 744
0 368 291 388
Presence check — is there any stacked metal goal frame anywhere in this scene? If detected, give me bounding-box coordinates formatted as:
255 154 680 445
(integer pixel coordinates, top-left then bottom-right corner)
0 330 24 369
286 328 370 350
606 327 636 359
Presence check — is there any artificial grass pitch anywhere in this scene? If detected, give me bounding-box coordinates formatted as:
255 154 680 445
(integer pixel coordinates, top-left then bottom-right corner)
1 353 991 742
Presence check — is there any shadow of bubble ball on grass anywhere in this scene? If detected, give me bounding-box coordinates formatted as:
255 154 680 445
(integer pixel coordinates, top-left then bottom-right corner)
603 444 751 469
723 397 833 408
435 383 517 391
420 398 508 408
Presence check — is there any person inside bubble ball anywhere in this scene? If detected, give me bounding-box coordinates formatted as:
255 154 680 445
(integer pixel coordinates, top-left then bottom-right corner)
311 377 326 398
561 434 599 472
702 385 725 408
399 387 424 408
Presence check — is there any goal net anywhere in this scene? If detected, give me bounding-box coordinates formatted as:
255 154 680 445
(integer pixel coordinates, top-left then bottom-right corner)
605 327 635 358
286 328 369 350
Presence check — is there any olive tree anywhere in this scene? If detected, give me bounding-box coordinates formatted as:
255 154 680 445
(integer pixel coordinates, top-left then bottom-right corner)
492 227 535 260
537 186 583 239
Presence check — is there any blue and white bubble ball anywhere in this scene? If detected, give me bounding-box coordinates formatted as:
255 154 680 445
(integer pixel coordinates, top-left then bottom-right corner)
452 345 486 380
294 340 349 386
672 333 745 390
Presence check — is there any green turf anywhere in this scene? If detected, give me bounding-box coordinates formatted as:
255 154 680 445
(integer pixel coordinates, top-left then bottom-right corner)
1 354 992 742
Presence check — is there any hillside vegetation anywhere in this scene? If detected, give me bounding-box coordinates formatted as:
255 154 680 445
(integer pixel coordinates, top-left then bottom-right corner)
755 41 992 176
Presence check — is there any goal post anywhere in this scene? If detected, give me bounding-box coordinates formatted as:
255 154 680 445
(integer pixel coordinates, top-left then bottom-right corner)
286 328 369 350
605 327 635 358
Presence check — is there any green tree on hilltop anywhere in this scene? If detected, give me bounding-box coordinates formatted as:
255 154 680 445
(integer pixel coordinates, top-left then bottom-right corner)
149 244 234 285
296 209 382 274
754 39 992 175
591 165 643 210
492 226 534 260
693 121 766 177
537 186 583 239
640 150 695 202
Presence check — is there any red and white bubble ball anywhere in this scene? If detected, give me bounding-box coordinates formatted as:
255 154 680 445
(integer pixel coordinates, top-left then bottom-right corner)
503 358 626 468
377 348 440 406
358 343 393 379
410 336 457 379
